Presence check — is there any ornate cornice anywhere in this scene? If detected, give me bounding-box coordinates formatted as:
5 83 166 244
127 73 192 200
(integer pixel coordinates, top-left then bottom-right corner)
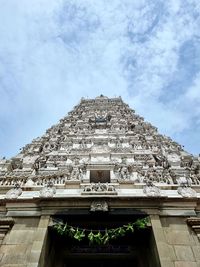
187 217 200 239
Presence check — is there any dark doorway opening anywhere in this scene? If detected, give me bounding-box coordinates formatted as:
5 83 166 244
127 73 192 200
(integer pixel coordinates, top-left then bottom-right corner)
44 212 160 267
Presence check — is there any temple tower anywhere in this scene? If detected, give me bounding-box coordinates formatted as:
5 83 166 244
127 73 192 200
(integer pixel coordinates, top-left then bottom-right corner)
0 95 200 267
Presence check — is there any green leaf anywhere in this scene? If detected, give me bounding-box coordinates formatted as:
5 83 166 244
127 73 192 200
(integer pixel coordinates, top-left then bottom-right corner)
88 231 95 244
68 226 76 238
53 217 149 245
134 218 148 229
74 229 85 241
125 223 134 232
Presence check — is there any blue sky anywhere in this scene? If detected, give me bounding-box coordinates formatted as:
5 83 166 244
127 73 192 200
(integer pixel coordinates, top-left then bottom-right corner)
0 0 200 158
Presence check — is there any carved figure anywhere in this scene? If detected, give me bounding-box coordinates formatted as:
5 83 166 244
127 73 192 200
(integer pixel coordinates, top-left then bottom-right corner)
5 183 22 199
143 181 161 197
119 166 130 180
90 201 108 212
154 155 170 168
40 182 56 198
82 183 116 193
177 183 197 198
71 165 83 180
95 110 108 122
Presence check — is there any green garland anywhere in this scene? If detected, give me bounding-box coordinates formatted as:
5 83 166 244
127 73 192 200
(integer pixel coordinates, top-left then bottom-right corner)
53 217 149 245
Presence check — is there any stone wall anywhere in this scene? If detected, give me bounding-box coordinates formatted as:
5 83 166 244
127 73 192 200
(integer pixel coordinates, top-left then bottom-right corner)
0 217 39 266
151 215 200 267
0 216 50 267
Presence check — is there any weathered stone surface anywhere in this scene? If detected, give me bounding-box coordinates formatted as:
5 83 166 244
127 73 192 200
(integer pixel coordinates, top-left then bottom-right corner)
174 245 195 261
192 245 200 261
161 217 189 230
3 230 35 245
165 230 194 245
27 216 50 266
1 255 27 265
0 244 28 254
161 261 175 267
174 261 198 267
157 242 176 261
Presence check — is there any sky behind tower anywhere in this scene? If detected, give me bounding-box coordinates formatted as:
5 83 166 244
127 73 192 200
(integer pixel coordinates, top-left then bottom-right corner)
0 0 200 158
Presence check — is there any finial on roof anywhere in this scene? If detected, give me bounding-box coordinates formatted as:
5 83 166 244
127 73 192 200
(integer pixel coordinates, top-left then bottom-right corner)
95 95 108 99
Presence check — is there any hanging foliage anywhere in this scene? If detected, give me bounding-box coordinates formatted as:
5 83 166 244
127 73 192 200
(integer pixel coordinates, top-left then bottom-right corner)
53 217 149 245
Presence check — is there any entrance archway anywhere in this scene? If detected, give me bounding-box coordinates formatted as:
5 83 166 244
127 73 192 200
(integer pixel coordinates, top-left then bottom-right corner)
43 212 160 267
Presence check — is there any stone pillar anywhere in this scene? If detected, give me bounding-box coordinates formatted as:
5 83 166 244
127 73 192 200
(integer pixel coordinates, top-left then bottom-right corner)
0 217 39 267
151 215 200 267
27 215 50 267
150 215 175 267
162 216 200 267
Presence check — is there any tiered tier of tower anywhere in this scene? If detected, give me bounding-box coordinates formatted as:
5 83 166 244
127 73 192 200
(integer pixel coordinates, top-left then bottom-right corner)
0 95 200 196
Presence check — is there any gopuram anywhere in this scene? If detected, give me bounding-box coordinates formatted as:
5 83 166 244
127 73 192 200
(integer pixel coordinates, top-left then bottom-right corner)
0 95 200 267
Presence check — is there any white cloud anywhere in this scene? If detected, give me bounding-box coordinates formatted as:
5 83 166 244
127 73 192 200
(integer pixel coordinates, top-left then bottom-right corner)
0 0 200 157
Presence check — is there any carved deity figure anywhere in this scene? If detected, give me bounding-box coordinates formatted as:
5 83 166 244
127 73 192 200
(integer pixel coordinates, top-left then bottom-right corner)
71 165 83 180
120 166 130 180
69 158 86 181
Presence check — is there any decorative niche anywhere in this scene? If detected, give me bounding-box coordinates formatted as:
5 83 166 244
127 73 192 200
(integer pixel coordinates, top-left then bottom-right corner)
90 170 110 183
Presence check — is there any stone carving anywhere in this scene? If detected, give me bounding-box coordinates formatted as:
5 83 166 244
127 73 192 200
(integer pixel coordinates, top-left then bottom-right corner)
71 165 83 180
10 158 23 170
143 181 161 197
176 175 192 186
5 184 22 199
114 157 132 181
39 182 56 198
190 172 200 185
33 155 47 171
69 158 86 181
90 200 108 212
134 154 153 161
117 165 130 180
153 154 170 168
162 169 173 184
2 95 200 196
177 183 197 198
144 167 158 183
25 177 35 187
79 138 87 149
115 137 122 148
95 110 108 123
82 183 117 194
136 169 146 183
